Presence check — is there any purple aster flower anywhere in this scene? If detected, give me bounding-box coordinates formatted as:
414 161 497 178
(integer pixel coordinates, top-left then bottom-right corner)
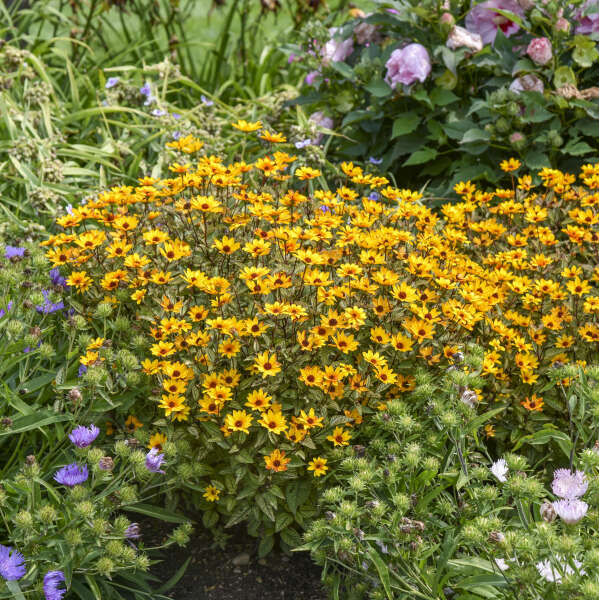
0 545 26 581
125 523 141 539
145 448 165 473
43 570 66 600
54 463 88 487
78 365 87 377
68 424 100 448
0 301 13 319
201 95 214 107
369 192 380 201
105 77 119 89
140 82 151 97
369 157 383 165
552 469 588 499
36 290 65 315
552 499 588 524
5 246 25 259
49 268 67 288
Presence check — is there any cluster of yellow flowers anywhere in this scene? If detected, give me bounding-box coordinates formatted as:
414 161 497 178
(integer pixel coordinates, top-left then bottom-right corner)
45 128 599 488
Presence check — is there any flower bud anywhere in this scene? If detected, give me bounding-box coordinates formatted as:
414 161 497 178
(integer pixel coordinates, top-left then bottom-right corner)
68 387 83 404
554 17 570 33
99 456 114 471
488 531 506 544
96 557 115 577
540 501 557 523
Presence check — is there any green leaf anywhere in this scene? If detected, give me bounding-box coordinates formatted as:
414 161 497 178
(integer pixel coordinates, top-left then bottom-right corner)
525 150 550 170
403 147 438 166
202 510 219 528
329 61 355 81
365 79 392 98
431 87 459 106
368 549 393 600
156 557 192 593
554 66 576 88
258 535 274 557
124 503 189 523
0 412 72 437
275 512 294 532
391 112 421 139
563 139 594 156
5 581 26 600
280 527 302 547
467 405 507 433
460 128 490 144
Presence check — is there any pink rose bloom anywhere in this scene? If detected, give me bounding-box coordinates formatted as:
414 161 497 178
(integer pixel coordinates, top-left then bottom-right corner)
527 37 552 64
465 0 524 45
321 28 354 64
576 1 599 34
385 43 431 88
555 17 571 33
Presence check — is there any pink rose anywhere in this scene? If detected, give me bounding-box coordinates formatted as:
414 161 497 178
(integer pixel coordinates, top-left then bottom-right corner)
555 17 571 33
576 1 599 34
385 43 431 88
465 0 524 45
526 37 552 65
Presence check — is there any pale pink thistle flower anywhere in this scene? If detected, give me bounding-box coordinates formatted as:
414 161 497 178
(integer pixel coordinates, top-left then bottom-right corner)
552 499 588 524
385 43 431 88
465 0 524 45
526 37 552 64
552 468 588 498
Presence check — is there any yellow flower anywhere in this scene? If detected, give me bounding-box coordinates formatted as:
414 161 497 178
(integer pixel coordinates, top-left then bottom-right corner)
264 448 291 472
307 457 329 477
225 410 253 434
148 433 167 450
258 409 287 434
231 119 262 132
203 485 221 502
327 426 351 447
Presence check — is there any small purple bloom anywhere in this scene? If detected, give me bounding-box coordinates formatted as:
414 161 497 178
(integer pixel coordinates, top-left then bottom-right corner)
65 204 73 215
385 43 431 88
305 70 320 86
140 82 151 97
145 448 165 473
288 53 296 63
172 130 182 140
78 364 88 377
105 77 119 89
0 545 26 581
125 523 141 539
295 139 312 149
320 205 330 213
0 301 13 319
43 570 66 600
369 157 383 165
36 290 65 315
201 95 214 107
172 112 181 119
151 109 167 117
50 268 67 288
54 463 89 487
369 192 380 201
68 424 100 448
5 246 25 259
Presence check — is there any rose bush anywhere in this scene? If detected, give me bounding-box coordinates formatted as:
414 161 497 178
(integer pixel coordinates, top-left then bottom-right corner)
287 0 599 195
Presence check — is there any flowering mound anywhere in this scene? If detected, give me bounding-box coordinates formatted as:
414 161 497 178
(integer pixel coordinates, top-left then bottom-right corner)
47 136 599 541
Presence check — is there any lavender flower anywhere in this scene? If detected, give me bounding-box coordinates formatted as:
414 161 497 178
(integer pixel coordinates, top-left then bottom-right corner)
54 463 89 487
78 364 88 377
305 70 320 86
552 469 588 499
201 95 214 107
49 268 67 288
151 108 167 117
68 425 100 448
369 192 380 201
0 545 25 580
140 82 155 106
552 499 588 524
35 290 65 315
369 157 383 165
490 458 508 482
172 113 181 120
0 301 13 319
105 77 119 89
43 570 66 600
5 246 25 259
295 139 312 149
145 448 165 473
125 523 141 539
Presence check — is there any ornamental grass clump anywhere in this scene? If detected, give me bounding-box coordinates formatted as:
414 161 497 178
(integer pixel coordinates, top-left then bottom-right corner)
49 128 599 548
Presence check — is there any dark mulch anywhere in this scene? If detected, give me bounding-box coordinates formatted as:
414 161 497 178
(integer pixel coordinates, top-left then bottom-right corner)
142 518 327 600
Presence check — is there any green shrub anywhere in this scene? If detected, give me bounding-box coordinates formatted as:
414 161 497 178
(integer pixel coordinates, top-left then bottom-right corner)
288 0 599 195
